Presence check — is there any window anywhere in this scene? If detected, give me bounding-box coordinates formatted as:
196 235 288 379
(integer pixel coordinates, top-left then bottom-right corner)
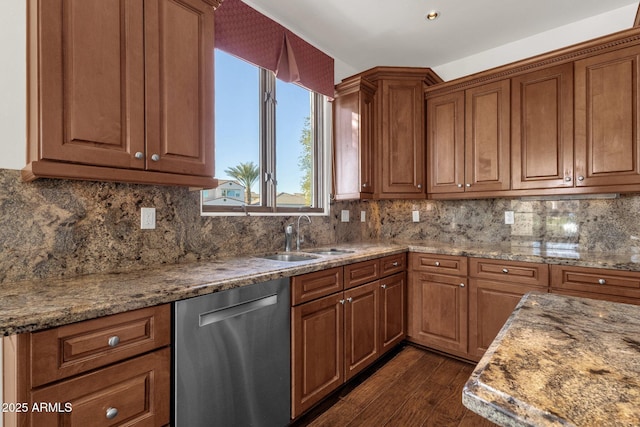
201 50 330 216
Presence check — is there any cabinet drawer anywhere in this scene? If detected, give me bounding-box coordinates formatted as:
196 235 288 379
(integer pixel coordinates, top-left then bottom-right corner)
410 253 467 276
30 347 170 427
380 253 406 277
551 265 640 300
30 304 171 388
292 267 344 305
344 259 379 289
469 258 549 287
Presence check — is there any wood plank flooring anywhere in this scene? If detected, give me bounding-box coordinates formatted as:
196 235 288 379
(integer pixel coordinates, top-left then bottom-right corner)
293 345 497 427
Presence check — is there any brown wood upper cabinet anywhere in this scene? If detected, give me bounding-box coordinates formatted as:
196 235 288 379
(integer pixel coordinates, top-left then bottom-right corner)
23 0 219 187
427 80 510 196
574 45 640 188
511 64 574 190
333 67 442 200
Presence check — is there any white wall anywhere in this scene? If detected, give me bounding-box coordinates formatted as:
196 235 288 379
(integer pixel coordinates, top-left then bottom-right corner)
0 3 636 169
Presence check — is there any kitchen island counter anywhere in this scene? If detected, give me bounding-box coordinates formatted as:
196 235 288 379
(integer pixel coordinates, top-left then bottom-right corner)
463 292 640 427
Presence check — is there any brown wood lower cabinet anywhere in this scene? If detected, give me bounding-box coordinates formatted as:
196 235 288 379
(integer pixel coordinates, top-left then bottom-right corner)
3 304 171 427
551 264 640 304
290 254 407 419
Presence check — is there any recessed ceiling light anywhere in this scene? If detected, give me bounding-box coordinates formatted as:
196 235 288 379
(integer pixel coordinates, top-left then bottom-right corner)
425 10 440 21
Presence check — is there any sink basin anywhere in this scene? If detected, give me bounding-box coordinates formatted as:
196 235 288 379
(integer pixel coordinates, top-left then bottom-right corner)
260 253 319 262
306 248 355 256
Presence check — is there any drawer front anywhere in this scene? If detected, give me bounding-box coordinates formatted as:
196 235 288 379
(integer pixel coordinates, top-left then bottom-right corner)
344 259 380 289
380 253 406 277
30 347 170 427
30 304 171 388
469 258 549 287
551 265 640 300
291 267 344 305
410 253 467 276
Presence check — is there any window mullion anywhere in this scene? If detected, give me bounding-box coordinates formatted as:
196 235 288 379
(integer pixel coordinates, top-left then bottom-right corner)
262 71 277 210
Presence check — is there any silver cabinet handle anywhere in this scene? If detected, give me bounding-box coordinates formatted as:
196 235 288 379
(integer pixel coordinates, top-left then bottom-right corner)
578 176 585 181
362 183 368 188
134 151 144 159
502 268 509 274
339 299 345 305
565 176 572 182
459 283 465 288
598 279 606 285
457 184 463 188
106 407 119 420
435 261 440 267
392 262 399 267
151 153 160 161
465 183 471 187
381 284 387 289
346 297 353 303
417 184 422 189
108 336 120 347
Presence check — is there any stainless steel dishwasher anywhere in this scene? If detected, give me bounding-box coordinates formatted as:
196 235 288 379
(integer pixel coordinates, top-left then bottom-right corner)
173 278 290 426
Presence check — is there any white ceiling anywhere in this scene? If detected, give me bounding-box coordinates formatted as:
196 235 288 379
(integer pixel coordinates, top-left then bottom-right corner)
243 0 639 81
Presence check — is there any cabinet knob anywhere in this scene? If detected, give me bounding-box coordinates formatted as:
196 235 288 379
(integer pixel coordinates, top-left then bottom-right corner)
362 183 368 188
392 262 399 267
564 176 572 182
107 336 120 347
417 184 422 189
578 176 585 182
457 184 463 188
346 297 353 303
465 183 471 187
339 299 345 305
381 284 387 289
598 279 606 285
435 261 440 267
502 268 509 274
151 153 160 162
106 407 119 420
459 283 465 288
134 151 144 160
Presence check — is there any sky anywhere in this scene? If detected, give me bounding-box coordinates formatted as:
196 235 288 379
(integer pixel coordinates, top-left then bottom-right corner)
214 50 310 195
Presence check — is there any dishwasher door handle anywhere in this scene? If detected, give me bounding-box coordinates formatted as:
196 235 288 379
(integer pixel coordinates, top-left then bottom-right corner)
199 294 278 327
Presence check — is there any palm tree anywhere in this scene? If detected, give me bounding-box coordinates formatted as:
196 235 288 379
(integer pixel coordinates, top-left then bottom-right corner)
224 161 259 204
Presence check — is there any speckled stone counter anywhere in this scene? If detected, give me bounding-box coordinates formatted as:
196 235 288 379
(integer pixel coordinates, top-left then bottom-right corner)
462 292 640 427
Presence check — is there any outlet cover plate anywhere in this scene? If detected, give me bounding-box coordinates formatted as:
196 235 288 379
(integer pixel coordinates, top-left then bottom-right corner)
504 211 515 225
341 210 350 222
141 207 156 229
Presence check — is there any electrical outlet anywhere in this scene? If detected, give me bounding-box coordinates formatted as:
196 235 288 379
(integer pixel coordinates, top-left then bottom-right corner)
341 210 350 222
141 207 156 229
412 210 420 222
360 211 366 222
504 211 515 225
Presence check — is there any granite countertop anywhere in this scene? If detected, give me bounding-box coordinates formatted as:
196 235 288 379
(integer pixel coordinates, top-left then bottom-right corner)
462 292 640 427
2 240 640 337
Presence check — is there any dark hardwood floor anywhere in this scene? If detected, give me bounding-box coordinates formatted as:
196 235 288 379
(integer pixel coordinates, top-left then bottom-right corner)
294 345 497 427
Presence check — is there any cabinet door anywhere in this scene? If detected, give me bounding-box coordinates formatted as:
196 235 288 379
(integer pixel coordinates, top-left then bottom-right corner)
32 0 145 168
378 79 426 197
408 272 467 355
468 279 547 360
291 293 344 418
427 91 465 194
379 272 406 354
575 46 640 187
333 79 376 200
144 0 215 176
511 64 574 189
344 282 379 380
465 80 511 192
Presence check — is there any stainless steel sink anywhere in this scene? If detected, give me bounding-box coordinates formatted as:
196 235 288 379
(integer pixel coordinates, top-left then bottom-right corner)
260 253 319 262
306 248 355 256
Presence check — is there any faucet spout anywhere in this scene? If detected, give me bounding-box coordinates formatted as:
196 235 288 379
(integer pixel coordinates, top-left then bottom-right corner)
296 215 312 251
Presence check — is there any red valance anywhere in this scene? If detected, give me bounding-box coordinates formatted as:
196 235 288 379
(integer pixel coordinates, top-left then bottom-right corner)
214 0 335 99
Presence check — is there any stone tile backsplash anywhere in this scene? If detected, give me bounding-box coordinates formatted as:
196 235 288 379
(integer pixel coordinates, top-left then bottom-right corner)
1 168 639 284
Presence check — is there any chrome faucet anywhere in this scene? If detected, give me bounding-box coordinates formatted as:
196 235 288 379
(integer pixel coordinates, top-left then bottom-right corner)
284 224 294 252
296 215 311 251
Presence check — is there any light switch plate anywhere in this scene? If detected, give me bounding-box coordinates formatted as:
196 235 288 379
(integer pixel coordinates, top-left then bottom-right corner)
341 210 350 222
360 211 366 222
504 211 515 225
141 207 156 229
412 210 420 222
